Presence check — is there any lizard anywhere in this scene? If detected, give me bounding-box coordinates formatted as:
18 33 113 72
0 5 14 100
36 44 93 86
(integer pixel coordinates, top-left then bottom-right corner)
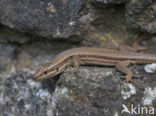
33 47 156 84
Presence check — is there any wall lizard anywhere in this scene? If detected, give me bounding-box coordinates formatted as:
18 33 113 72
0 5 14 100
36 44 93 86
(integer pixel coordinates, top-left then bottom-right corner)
33 47 156 83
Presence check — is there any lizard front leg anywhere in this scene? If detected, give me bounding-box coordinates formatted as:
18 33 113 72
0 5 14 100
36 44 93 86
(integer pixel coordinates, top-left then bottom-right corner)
65 56 80 76
70 55 80 74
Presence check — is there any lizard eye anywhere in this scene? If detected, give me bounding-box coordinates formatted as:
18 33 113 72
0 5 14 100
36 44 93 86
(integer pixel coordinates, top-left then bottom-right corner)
44 71 48 74
56 67 59 72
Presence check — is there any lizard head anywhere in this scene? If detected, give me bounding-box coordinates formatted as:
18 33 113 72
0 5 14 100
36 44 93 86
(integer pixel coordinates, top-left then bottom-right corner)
33 62 60 81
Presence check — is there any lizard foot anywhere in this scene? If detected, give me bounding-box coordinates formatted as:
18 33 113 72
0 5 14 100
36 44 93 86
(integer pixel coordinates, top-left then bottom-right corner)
120 75 146 89
120 75 132 92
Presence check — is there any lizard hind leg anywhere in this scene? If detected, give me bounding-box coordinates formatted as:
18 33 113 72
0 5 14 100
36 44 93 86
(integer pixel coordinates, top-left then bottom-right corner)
116 60 133 83
116 60 146 89
118 35 150 52
116 60 133 91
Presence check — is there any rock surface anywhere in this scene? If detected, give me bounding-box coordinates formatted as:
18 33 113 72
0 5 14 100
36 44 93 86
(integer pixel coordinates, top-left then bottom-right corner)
126 0 156 33
91 0 127 4
0 0 87 38
0 0 156 39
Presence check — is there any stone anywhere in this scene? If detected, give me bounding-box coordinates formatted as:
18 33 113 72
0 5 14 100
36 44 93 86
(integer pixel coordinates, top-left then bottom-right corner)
126 0 156 33
91 0 128 4
0 0 87 38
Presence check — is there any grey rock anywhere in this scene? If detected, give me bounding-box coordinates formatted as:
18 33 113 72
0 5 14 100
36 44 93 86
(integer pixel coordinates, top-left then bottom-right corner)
126 0 156 33
1 65 156 116
0 72 56 116
55 67 124 116
0 25 32 43
0 0 87 38
0 66 124 116
91 0 128 4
